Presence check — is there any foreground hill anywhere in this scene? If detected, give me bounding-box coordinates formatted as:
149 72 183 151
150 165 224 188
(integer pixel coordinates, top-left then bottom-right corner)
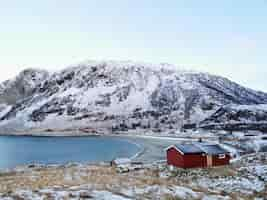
0 60 267 133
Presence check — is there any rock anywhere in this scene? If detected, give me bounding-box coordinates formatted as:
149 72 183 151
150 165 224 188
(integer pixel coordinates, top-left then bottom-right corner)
79 191 93 198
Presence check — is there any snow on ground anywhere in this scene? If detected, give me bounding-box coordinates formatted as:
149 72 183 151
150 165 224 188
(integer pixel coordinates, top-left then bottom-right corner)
195 176 265 195
239 165 267 182
0 185 232 200
0 152 266 200
252 140 267 152
232 104 267 111
0 189 132 200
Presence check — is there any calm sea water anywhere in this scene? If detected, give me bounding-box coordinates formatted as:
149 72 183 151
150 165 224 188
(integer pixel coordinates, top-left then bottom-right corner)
0 136 140 169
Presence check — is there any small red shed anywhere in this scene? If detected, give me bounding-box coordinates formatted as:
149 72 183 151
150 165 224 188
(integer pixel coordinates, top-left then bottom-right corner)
166 143 230 169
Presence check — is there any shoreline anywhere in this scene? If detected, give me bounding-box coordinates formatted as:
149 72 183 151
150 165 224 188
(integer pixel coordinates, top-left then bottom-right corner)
0 134 151 170
0 129 216 140
0 132 191 170
0 130 249 168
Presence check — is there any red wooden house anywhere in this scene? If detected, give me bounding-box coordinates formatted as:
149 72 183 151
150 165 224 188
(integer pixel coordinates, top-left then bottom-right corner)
166 143 230 169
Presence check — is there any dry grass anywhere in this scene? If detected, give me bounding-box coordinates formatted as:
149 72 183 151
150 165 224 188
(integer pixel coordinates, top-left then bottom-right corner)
164 194 185 200
0 164 265 200
0 165 167 193
208 165 237 177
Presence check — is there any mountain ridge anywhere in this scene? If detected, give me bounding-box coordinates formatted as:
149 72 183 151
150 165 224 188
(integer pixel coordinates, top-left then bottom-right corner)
0 60 267 134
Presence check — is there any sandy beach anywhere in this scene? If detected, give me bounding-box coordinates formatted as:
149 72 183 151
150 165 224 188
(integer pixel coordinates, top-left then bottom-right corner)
119 135 200 163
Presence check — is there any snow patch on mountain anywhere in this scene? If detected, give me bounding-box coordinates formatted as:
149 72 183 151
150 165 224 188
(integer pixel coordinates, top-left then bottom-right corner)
0 68 49 105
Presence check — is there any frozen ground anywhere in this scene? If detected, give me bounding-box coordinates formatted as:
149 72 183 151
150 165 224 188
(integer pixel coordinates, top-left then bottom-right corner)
0 152 266 200
0 186 235 200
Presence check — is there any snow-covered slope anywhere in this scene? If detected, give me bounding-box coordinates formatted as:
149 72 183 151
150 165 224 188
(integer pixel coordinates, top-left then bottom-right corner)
0 68 49 105
200 104 267 131
0 60 267 133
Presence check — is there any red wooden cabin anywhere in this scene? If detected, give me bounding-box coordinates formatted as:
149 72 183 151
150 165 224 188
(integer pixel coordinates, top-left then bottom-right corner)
166 143 230 169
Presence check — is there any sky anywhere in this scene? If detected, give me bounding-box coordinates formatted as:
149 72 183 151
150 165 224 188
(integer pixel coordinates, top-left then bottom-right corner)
0 0 266 91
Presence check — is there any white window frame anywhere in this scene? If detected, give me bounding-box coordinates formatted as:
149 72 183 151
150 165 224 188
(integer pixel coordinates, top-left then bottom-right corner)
218 154 226 159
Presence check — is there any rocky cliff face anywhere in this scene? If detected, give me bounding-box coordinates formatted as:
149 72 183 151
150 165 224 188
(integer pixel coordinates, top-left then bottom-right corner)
0 60 267 133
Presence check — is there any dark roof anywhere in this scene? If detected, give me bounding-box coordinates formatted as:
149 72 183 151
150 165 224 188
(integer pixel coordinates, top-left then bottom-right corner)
170 143 229 155
198 144 229 155
174 144 204 154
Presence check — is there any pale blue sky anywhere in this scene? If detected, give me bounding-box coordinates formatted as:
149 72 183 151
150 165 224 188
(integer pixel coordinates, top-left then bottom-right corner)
0 0 266 91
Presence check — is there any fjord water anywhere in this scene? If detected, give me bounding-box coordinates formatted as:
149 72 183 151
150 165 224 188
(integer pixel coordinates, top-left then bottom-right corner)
0 136 140 169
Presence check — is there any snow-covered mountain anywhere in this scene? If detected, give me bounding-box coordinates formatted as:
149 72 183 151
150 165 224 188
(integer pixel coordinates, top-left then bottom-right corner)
0 60 267 133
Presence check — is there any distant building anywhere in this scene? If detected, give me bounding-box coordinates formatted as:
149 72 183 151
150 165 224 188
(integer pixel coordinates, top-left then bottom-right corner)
166 143 230 168
111 158 132 173
111 158 131 167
